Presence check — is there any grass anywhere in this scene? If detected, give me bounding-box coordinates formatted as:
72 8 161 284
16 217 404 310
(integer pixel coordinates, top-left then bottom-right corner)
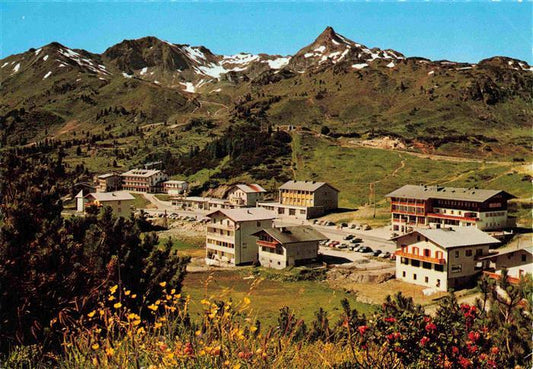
182 269 374 327
130 193 152 209
157 235 205 258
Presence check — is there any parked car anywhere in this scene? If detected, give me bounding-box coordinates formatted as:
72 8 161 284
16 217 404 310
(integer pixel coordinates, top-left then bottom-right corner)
350 239 361 245
343 234 354 240
379 252 391 259
341 222 348 228
372 250 382 257
326 221 336 227
352 237 363 243
363 224 372 231
336 243 348 249
354 246 365 252
313 219 319 224
349 224 356 229
360 246 373 253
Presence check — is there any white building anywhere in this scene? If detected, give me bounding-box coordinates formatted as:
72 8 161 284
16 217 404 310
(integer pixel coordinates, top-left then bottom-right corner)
205 208 276 266
77 191 135 217
394 227 500 292
163 180 189 195
480 242 532 283
121 169 168 193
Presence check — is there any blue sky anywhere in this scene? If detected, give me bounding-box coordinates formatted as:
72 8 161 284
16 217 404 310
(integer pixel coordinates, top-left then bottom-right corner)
1 2 531 63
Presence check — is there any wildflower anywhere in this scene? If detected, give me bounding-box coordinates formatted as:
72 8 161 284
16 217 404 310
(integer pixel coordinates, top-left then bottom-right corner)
113 302 122 309
109 285 118 294
92 343 100 350
136 327 145 335
468 331 480 342
458 356 472 368
243 296 251 305
154 322 162 329
420 336 430 347
452 346 459 355
148 304 158 311
87 310 96 318
131 294 137 299
201 299 210 305
159 281 167 288
384 317 396 323
358 325 369 335
425 323 437 332
108 295 116 301
184 342 194 355
195 330 202 336
127 313 139 320
490 347 499 355
124 290 131 296
106 347 114 357
250 326 258 333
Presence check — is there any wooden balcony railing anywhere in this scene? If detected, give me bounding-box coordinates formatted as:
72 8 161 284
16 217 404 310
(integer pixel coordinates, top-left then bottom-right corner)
395 250 446 265
257 240 279 249
483 271 521 284
427 213 478 222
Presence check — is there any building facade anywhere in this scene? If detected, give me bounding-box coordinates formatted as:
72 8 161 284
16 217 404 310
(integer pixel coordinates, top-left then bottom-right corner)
226 184 266 207
80 191 135 217
163 180 189 195
253 226 327 269
386 185 515 234
121 169 168 193
95 173 122 192
481 244 532 283
205 208 276 266
394 227 500 292
258 180 339 220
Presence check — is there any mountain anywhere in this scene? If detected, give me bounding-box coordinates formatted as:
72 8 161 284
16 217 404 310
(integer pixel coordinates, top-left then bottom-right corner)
1 27 531 159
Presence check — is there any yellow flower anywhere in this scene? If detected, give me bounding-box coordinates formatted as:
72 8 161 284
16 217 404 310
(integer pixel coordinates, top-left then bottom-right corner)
124 290 131 296
133 319 141 326
195 330 202 336
87 310 96 318
113 302 122 309
170 289 176 294
250 326 258 333
108 295 115 301
232 364 241 369
154 322 162 329
148 304 158 311
131 294 137 299
109 285 118 294
136 327 145 335
127 313 139 320
201 299 210 305
243 296 251 305
91 343 100 350
106 347 115 357
159 281 167 287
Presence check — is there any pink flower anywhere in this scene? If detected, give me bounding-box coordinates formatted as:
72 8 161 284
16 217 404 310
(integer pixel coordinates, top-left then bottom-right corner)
468 331 480 342
459 356 472 368
384 317 396 323
358 325 369 335
420 336 430 347
452 346 459 355
425 323 437 332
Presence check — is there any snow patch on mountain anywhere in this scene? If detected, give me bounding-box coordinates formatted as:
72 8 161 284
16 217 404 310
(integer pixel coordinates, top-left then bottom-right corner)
43 55 49 61
266 56 291 69
43 71 52 79
140 67 148 75
13 63 20 73
59 48 110 75
180 82 196 93
352 63 368 70
35 48 42 56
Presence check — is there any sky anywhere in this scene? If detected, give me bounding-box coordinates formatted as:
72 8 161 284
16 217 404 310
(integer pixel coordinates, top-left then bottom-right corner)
1 1 531 63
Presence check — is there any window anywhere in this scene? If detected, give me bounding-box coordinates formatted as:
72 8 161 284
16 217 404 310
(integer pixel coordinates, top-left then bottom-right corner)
413 274 417 280
436 279 441 287
451 264 462 273
411 260 420 267
522 254 527 262
423 262 431 270
289 209 296 216
417 235 421 242
476 249 483 256
465 250 472 257
435 264 444 272
402 271 406 277
455 251 459 258
257 221 261 227
425 276 429 283
412 247 419 255
423 249 431 257
401 257 408 265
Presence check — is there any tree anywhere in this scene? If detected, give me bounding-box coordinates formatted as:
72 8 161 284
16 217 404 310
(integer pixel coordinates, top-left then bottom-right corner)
320 126 330 135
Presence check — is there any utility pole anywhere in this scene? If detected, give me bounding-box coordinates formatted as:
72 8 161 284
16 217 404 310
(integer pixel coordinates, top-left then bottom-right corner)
369 183 376 218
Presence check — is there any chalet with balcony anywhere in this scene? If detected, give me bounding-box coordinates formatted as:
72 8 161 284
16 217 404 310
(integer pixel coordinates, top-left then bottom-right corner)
121 169 168 193
393 227 500 291
205 208 276 266
253 226 327 269
95 173 122 192
258 180 339 220
78 191 135 217
386 185 516 234
226 184 267 207
480 242 532 283
163 180 188 195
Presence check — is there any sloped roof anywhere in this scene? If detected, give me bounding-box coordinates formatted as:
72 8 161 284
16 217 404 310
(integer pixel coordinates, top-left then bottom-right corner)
279 180 339 192
207 208 276 222
253 226 328 244
394 227 500 249
386 184 515 202
121 169 163 177
164 180 188 185
233 184 267 193
86 191 135 202
98 173 120 179
480 242 533 260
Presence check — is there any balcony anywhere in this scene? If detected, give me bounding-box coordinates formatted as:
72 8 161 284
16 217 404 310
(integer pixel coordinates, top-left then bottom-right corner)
395 250 445 265
208 222 235 231
391 201 426 207
483 271 521 284
257 240 279 249
427 213 478 222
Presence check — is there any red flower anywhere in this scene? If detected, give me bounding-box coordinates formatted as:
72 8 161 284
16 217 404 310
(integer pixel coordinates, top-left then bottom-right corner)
490 347 499 355
425 323 437 332
358 325 369 335
384 317 396 323
420 336 430 347
479 353 487 361
468 345 478 354
423 316 431 323
452 346 459 355
459 356 472 368
468 331 480 342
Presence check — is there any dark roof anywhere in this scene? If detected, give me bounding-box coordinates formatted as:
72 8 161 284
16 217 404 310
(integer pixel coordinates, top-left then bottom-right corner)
279 180 339 192
253 226 328 244
386 184 515 202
